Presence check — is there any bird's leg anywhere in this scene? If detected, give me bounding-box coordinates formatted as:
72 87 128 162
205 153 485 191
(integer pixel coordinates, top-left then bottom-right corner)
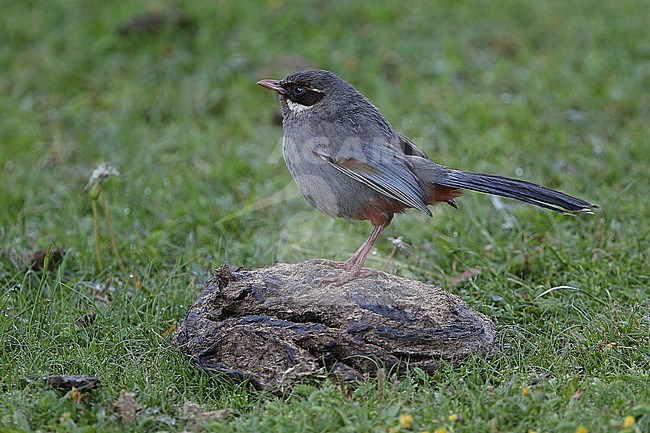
313 222 388 285
312 224 385 270
342 224 385 271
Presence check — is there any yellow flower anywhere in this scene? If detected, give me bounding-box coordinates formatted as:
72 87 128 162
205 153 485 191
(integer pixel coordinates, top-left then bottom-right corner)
575 426 588 433
448 414 458 422
528 430 537 433
622 416 635 429
433 428 448 433
68 386 82 404
522 386 529 397
399 414 413 429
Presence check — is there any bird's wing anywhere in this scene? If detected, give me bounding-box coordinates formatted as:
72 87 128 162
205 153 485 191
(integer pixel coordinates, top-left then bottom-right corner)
312 147 432 216
397 133 430 159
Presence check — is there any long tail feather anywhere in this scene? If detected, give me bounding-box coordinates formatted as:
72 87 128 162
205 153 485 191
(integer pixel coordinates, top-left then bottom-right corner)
438 171 599 215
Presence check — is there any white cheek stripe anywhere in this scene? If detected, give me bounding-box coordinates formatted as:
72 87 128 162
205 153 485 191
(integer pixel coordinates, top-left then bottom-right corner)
287 99 315 114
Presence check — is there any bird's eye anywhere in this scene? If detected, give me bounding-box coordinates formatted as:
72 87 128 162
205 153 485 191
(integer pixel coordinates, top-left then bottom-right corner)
294 86 305 95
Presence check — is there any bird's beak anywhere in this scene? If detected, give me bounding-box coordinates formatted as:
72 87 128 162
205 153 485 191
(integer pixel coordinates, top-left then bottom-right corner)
257 79 287 95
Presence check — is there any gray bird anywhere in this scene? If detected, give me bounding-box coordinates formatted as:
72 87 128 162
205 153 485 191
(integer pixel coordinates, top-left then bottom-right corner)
258 69 598 279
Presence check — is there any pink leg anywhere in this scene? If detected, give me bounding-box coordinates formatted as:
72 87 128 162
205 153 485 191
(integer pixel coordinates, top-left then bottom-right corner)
314 223 388 284
343 224 385 270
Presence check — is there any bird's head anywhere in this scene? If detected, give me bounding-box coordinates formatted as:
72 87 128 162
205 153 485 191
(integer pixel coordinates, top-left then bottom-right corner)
257 69 356 118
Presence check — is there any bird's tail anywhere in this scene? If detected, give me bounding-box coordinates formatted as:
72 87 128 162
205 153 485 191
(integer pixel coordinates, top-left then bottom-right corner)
436 170 599 215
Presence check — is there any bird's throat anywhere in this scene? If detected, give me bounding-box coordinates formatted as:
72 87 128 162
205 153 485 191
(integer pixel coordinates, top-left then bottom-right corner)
286 99 314 115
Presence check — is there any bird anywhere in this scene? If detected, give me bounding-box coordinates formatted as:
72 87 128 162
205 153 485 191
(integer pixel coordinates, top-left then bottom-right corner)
257 69 598 280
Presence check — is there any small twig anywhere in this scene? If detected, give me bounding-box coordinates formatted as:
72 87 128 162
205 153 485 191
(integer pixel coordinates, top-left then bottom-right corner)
383 236 410 269
90 194 103 271
86 163 120 273
336 373 350 400
100 187 126 274
376 367 385 404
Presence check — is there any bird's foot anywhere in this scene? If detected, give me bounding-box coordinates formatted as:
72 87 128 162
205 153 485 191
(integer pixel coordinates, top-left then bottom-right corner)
310 259 379 285
309 258 350 270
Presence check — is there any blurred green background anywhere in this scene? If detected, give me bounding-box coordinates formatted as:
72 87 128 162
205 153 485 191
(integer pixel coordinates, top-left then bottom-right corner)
1 1 648 432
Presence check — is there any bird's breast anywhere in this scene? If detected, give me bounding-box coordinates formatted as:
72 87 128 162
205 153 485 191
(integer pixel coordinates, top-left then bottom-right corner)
281 131 380 220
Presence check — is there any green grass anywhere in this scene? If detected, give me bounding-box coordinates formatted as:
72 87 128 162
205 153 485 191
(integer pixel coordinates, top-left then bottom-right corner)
1 0 648 432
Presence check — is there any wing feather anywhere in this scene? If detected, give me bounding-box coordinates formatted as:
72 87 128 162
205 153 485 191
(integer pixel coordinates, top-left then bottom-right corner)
313 150 432 216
